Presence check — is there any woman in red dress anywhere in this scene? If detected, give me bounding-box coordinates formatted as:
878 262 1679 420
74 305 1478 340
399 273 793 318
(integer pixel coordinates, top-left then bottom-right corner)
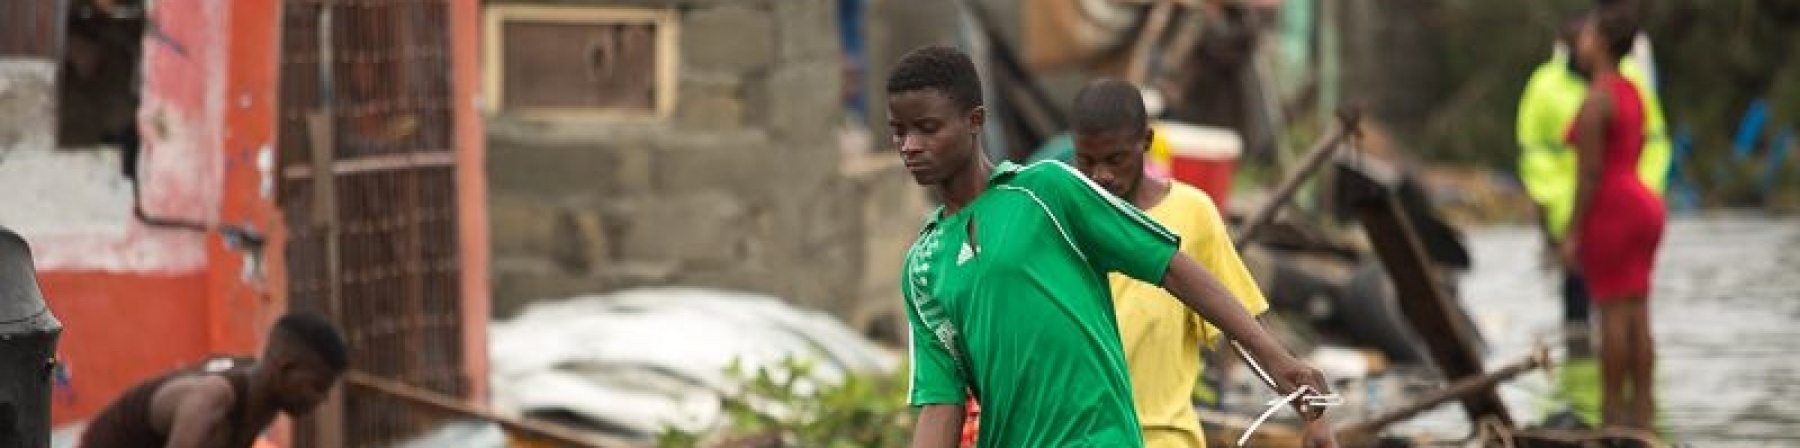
1562 1 1664 432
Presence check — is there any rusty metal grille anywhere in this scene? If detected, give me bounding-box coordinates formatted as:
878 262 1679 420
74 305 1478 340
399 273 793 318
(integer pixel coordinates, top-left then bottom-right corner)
0 0 66 58
276 0 464 446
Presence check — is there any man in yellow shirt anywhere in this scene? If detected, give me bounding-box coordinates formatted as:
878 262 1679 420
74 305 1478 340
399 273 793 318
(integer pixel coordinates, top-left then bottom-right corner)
1071 79 1331 447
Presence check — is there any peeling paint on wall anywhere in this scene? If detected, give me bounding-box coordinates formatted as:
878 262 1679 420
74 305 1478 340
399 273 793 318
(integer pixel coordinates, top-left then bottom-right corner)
0 12 222 275
0 60 56 158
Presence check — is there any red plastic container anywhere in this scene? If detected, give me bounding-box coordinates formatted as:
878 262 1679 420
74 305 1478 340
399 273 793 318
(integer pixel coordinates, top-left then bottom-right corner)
1160 122 1242 211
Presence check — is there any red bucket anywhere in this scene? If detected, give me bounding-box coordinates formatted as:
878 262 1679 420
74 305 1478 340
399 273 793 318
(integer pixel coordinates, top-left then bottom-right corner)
1159 122 1241 210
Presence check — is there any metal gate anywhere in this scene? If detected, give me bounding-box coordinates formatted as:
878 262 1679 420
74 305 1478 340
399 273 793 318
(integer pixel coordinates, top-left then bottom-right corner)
276 0 466 445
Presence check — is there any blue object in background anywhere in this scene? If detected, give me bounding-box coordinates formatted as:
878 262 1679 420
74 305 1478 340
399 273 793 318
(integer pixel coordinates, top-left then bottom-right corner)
839 0 866 119
1668 127 1701 213
1732 98 1770 161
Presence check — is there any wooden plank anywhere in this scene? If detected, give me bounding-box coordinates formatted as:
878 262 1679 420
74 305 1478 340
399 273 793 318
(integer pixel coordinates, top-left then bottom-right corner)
1336 143 1512 427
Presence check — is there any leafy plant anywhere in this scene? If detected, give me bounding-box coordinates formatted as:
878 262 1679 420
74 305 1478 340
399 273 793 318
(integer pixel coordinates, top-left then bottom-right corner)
656 357 913 448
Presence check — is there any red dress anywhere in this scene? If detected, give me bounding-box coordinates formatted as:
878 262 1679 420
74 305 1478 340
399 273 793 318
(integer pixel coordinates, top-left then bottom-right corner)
1568 74 1666 300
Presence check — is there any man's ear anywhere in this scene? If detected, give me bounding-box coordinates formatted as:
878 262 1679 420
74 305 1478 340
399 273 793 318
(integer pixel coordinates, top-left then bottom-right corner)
1142 128 1156 152
968 105 986 131
272 356 301 378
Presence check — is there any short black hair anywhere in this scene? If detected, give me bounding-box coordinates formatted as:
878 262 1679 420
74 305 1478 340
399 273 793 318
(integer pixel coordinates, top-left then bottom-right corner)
885 45 983 111
1593 0 1640 60
274 311 349 372
1071 78 1148 137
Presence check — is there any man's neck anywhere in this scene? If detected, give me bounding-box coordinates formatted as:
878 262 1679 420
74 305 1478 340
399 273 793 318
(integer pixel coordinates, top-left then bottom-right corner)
1130 175 1172 211
936 156 994 215
241 367 280 426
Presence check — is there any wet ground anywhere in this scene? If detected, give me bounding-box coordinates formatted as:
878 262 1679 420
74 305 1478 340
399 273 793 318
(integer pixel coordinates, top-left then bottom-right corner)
1396 212 1800 445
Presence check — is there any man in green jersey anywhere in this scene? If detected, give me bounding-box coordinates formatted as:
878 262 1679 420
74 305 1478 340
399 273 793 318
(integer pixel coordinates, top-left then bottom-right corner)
888 45 1329 448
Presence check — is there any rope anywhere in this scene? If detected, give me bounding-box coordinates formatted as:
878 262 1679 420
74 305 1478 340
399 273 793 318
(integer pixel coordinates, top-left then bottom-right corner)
1230 341 1343 447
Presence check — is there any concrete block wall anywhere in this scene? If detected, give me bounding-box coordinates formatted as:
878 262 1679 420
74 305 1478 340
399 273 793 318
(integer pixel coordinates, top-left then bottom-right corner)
485 0 925 331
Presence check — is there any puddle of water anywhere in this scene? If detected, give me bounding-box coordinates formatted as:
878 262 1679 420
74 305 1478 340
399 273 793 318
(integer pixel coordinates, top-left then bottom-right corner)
1396 212 1800 445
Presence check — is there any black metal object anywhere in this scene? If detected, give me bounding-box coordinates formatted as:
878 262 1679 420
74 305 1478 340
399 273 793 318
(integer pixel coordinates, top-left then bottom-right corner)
1336 150 1510 426
0 229 64 448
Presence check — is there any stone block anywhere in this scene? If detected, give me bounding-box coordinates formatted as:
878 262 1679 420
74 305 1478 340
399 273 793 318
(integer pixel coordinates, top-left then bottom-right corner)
488 201 563 257
567 209 613 268
488 202 613 275
488 138 652 199
613 191 751 266
674 74 745 129
682 4 775 75
670 266 782 300
650 131 783 197
748 62 841 143
490 256 684 318
490 258 603 318
773 0 840 63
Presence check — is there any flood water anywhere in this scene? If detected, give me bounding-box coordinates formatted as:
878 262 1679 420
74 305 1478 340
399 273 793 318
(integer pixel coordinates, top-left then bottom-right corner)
1393 212 1800 445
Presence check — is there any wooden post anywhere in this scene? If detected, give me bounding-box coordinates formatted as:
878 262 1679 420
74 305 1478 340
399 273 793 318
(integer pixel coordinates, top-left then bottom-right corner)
305 110 346 448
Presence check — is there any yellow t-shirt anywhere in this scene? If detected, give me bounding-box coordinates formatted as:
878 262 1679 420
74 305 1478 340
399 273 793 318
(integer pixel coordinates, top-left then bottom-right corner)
1109 181 1270 448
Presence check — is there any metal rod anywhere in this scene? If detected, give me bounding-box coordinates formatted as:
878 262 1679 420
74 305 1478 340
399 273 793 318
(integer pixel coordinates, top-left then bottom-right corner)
1337 347 1550 441
1232 111 1359 249
281 150 455 179
344 371 626 448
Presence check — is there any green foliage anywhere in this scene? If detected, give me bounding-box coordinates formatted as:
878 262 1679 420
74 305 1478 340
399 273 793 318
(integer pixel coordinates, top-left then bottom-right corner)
656 357 914 448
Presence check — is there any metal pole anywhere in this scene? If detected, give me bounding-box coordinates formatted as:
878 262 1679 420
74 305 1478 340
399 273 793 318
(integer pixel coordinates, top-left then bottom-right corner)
1336 347 1549 441
343 371 628 448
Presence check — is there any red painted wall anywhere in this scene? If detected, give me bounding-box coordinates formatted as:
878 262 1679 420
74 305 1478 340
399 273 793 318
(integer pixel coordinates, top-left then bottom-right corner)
42 0 488 437
44 0 245 427
42 273 211 423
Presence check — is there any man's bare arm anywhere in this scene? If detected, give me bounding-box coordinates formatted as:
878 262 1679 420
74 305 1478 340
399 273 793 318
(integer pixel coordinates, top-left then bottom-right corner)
1163 254 1290 374
1162 252 1329 416
912 404 966 448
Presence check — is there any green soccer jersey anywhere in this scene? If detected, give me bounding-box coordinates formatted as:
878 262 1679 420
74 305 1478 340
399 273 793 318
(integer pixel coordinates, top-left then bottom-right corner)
903 160 1181 448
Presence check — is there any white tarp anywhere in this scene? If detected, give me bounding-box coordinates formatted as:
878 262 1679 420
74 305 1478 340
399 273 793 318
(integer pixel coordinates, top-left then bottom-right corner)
486 287 900 442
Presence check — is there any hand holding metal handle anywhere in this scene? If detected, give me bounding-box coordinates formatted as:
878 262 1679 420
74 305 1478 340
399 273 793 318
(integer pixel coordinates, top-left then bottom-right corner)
1232 341 1343 447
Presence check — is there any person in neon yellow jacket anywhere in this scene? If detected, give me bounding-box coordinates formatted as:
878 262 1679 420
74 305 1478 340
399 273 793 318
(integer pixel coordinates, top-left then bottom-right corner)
1515 21 1670 430
1518 33 1671 243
